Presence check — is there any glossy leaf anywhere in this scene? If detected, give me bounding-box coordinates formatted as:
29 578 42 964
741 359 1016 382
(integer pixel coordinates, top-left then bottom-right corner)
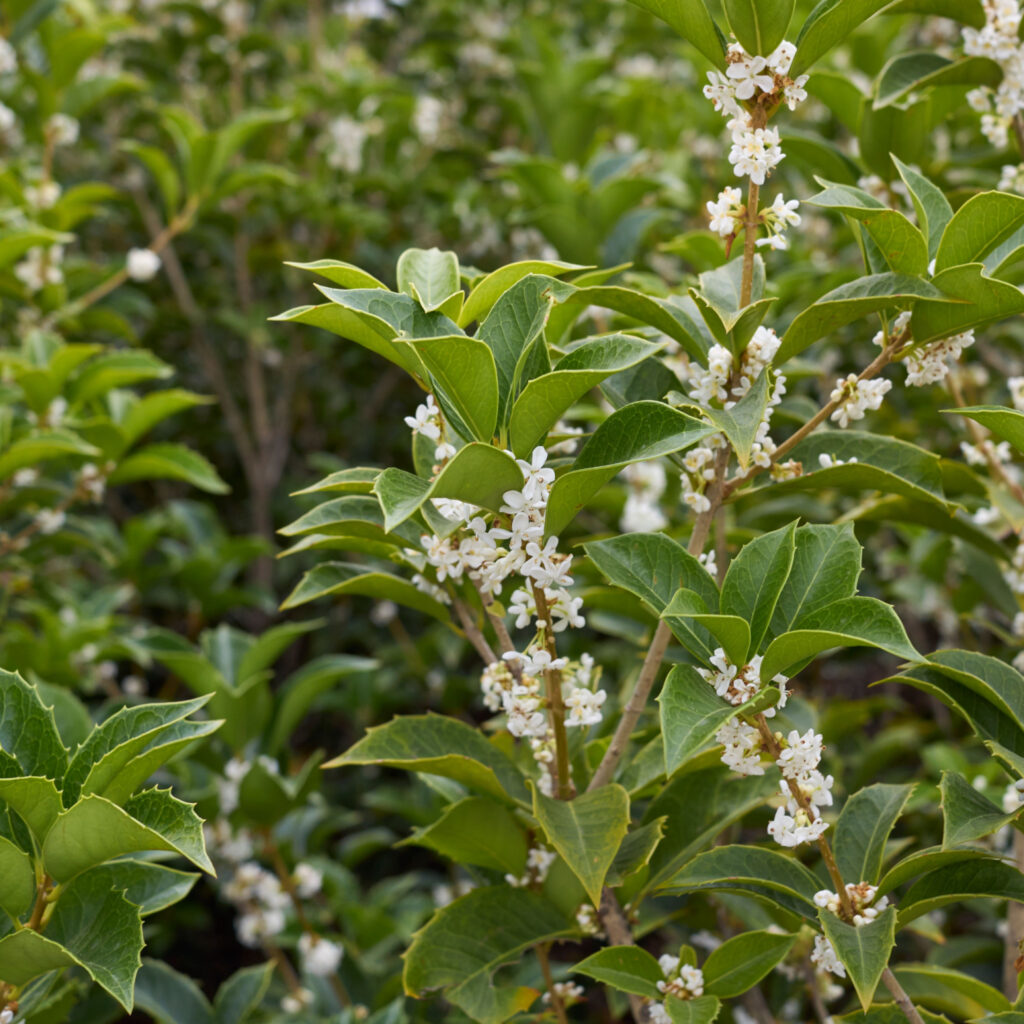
793 0 892 75
875 52 1000 109
898 860 1024 924
723 0 794 54
0 835 35 919
934 192 1024 273
0 669 67 780
396 247 460 311
941 770 1021 847
572 946 663 998
627 0 724 66
893 156 953 261
913 264 1024 344
834 783 916 885
0 776 63 841
702 929 797 997
458 260 587 327
819 907 897 1010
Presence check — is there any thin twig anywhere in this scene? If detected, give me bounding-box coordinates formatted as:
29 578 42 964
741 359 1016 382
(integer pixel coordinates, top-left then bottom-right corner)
537 944 569 1024
533 584 574 799
882 967 927 1024
450 592 498 665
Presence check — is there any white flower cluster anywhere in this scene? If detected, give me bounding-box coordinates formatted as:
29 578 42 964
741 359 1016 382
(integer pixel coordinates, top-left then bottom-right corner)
216 754 280 814
647 954 704 1021
298 932 343 976
542 981 585 1004
707 185 744 238
575 902 605 938
46 113 79 147
35 507 66 535
404 394 456 462
293 862 323 899
702 41 808 186
505 846 556 888
961 438 1012 467
15 245 64 292
620 459 668 532
1005 538 1024 594
757 194 802 251
432 878 476 906
964 0 1024 147
829 373 892 428
1000 162 1024 192
814 881 889 927
24 180 60 209
204 819 257 864
325 115 371 174
225 861 291 947
811 934 845 978
767 727 834 848
903 331 975 387
817 453 858 469
0 38 17 75
1009 376 1024 410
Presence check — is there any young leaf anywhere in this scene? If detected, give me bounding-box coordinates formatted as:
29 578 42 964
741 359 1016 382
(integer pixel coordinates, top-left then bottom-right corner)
834 783 916 885
396 248 460 312
0 835 35 919
723 0 794 56
702 929 797 997
720 521 796 653
325 714 529 804
108 443 229 494
0 777 64 842
545 403 716 537
819 907 897 1010
531 782 630 904
458 260 588 327
572 946 663 998
941 770 1021 847
283 259 387 289
403 887 573 1022
399 796 528 876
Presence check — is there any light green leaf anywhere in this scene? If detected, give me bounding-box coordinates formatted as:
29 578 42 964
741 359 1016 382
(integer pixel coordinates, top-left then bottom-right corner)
687 613 751 668
403 886 573 1023
0 429 99 480
373 444 522 532
508 334 664 457
819 907 897 1010
913 264 1024 345
108 443 229 494
0 930 79 990
659 665 778 776
701 371 770 469
720 522 796 653
283 259 387 289
953 405 1024 456
399 797 528 876
459 260 588 327
396 248 461 312
935 192 1024 273
759 596 919 682
702 929 797 998
585 532 719 616
290 467 380 497
776 273 948 362
134 960 214 1024
941 770 1021 847
280 562 449 620
407 335 498 441
70 350 172 405
117 390 213 449
545 402 715 537
892 157 953 262
0 835 35 919
723 0 794 54
572 946 663 998
660 590 723 664
834 783 916 885
0 777 63 841
665 994 722 1024
278 493 420 547
793 0 892 75
326 715 528 804
531 782 630 904
898 860 1024 924
85 860 199 916
0 669 67 780
874 52 1001 109
627 0 724 66
607 818 667 884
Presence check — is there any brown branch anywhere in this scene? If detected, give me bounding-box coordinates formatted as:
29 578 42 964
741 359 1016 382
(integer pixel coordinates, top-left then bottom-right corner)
450 592 498 665
882 967 927 1024
533 584 574 800
537 944 569 1024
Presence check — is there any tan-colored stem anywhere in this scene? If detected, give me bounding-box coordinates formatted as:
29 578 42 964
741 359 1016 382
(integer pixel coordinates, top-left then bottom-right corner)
537 944 569 1024
1005 829 1024 997
450 592 498 665
882 967 927 1024
533 584 574 799
26 876 51 932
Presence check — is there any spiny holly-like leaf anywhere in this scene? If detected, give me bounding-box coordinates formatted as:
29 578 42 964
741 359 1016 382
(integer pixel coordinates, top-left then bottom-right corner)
325 714 529 804
572 946 663 998
702 929 797 998
85 860 199 916
0 777 63 841
531 782 630 904
545 402 716 537
399 797 528 876
0 669 68 780
403 886 573 1023
834 783 916 885
819 907 897 1010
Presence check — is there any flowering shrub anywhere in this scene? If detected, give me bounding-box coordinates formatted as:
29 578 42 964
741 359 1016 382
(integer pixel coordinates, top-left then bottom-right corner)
6 0 1024 1021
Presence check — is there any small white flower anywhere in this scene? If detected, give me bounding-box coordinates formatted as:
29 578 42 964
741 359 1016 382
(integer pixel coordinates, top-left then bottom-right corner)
298 933 343 976
127 247 162 282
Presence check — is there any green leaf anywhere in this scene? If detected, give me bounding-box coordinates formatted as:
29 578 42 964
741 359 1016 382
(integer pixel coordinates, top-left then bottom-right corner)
941 770 1021 847
85 860 199 916
458 260 588 327
659 591 725 664
585 532 719 616
118 390 213 449
399 797 528 876
0 669 67 779
702 929 797 997
397 248 461 312
134 960 214 1024
70 350 172 405
898 859 1024 924
280 561 449 620
665 996 722 1024
720 522 796 654
935 192 1024 274
0 429 99 480
819 907 897 1010
403 886 573 1023
572 946 663 998
531 782 630 904
326 714 528 804
508 334 664 457
874 52 1001 109
701 371 771 469
607 818 667 884
0 930 79 990
373 444 523 532
685 612 751 668
759 597 919 682
659 844 822 919
834 783 916 886
793 0 892 75
283 259 387 290
627 0 724 66
889 964 1011 1019
46 869 145 1011
876 846 995 897
770 524 861 634
214 962 274 1024
42 792 212 883
407 336 499 441
290 467 380 497
776 273 949 362
108 443 229 494
892 157 953 262
953 405 1024 457
659 666 778 776
545 403 716 537
0 777 63 841
278 493 420 547
928 649 1024 726
723 0 794 54
913 263 1024 345
0 834 35 919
